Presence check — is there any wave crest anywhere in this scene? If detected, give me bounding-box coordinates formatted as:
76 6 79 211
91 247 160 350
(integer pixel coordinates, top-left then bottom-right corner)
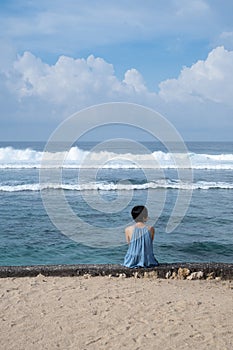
1 180 233 192
1 146 233 169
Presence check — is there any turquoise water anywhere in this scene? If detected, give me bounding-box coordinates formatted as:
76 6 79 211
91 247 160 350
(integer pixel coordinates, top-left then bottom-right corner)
0 141 233 265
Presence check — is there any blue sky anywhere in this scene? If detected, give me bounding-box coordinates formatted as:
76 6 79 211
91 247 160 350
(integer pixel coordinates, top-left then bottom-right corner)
0 0 233 141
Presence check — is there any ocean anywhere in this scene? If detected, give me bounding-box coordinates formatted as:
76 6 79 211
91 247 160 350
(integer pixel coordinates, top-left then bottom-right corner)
0 141 232 266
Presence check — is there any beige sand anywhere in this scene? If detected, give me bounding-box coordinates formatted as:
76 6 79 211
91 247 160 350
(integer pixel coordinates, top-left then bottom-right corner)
0 275 232 350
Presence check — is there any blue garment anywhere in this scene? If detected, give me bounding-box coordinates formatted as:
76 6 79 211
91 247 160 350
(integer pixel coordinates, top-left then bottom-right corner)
123 226 159 268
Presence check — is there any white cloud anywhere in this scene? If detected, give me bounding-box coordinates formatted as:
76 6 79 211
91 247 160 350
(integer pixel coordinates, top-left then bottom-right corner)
5 47 233 115
2 46 233 141
159 46 233 107
123 69 147 93
6 51 156 114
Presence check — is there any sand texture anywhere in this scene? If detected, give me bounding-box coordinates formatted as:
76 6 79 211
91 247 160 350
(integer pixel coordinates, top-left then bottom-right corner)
0 275 232 350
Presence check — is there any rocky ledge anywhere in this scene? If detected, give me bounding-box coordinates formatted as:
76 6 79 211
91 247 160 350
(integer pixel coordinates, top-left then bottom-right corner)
0 263 233 280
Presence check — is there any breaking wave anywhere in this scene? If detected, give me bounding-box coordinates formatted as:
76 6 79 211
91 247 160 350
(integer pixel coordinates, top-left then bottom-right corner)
1 180 233 192
1 146 233 169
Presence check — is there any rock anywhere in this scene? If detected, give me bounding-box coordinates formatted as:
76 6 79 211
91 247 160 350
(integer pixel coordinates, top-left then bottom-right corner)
206 272 215 280
144 271 158 279
170 271 177 279
35 273 47 282
165 271 172 279
178 268 190 279
215 276 222 281
186 271 204 280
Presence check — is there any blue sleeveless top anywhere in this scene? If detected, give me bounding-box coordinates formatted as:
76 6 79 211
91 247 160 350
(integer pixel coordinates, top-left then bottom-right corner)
123 226 159 268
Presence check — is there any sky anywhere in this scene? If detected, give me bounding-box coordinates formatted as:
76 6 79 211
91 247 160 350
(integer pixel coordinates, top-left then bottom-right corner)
0 0 233 141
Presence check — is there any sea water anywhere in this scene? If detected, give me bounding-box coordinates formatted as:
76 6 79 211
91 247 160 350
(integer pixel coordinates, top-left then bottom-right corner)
0 141 233 266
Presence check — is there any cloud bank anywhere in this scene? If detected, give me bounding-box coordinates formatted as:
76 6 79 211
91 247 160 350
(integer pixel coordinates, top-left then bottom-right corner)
159 46 233 107
5 46 233 108
1 45 233 140
6 51 157 114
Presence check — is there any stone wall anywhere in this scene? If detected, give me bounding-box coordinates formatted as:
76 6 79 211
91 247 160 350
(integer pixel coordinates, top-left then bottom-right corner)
0 263 233 280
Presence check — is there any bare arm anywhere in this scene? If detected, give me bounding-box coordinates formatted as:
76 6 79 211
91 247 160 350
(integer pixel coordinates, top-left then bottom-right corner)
149 226 155 241
125 226 133 244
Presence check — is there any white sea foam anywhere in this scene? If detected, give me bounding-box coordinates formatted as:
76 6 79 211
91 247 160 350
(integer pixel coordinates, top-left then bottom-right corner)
1 146 233 169
1 180 233 192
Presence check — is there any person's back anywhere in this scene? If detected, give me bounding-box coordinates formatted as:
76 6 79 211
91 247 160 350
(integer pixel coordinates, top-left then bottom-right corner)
123 206 159 268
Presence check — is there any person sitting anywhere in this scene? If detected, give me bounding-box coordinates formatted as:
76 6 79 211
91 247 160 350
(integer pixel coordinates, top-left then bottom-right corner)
123 205 159 268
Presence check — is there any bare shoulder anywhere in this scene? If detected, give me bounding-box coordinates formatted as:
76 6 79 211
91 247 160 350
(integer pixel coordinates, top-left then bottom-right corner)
125 225 134 235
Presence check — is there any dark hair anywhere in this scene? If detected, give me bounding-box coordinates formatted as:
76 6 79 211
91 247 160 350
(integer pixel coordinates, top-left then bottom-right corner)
131 205 148 222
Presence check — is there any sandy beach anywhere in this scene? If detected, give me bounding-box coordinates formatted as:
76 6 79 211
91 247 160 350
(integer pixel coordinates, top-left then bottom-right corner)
0 275 232 350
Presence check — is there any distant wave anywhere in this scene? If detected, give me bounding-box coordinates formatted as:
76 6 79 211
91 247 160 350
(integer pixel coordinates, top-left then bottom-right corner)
1 146 233 169
1 180 233 192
